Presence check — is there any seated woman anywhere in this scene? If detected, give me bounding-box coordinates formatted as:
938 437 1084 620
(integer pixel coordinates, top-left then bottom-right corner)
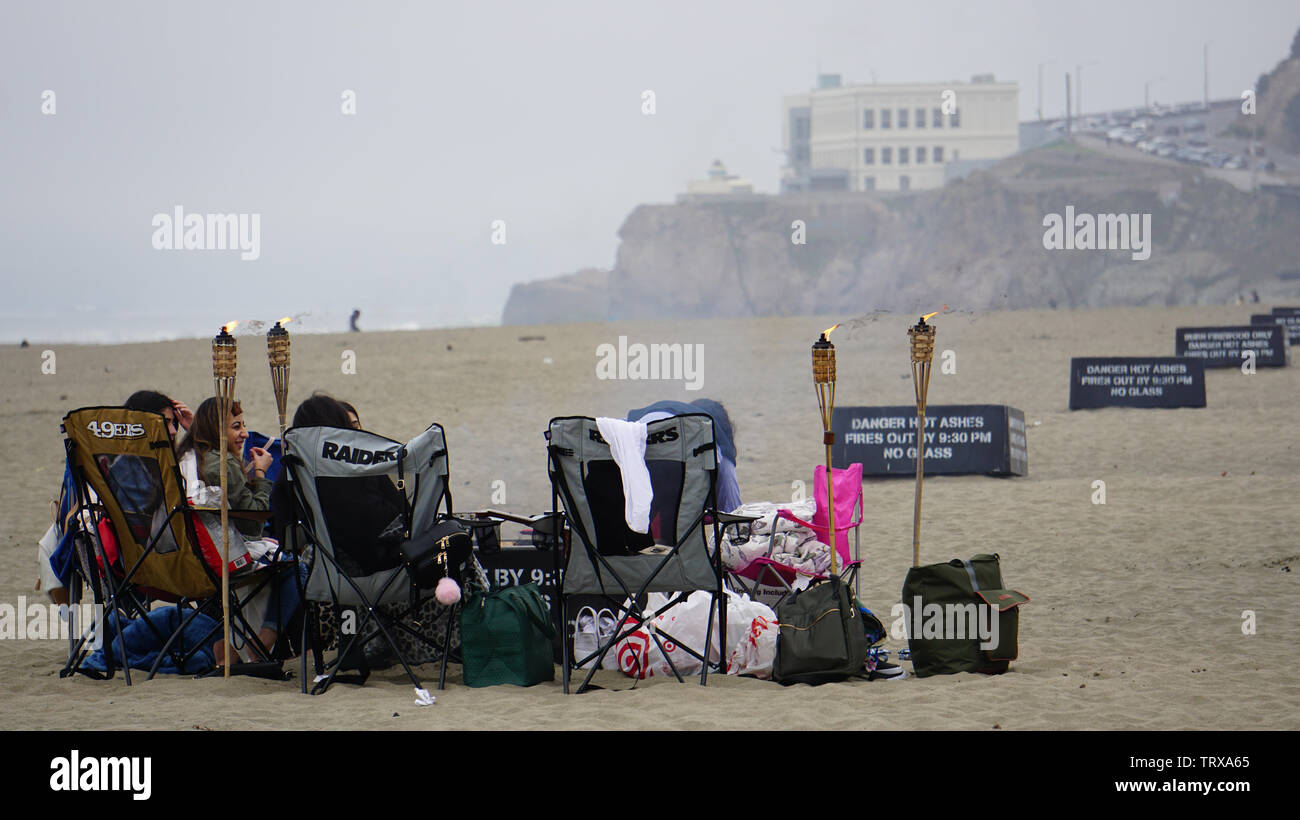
177 398 273 534
627 398 742 513
271 394 405 576
178 397 297 665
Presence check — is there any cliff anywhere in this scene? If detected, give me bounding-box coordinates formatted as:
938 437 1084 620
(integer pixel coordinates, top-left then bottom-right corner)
502 143 1300 324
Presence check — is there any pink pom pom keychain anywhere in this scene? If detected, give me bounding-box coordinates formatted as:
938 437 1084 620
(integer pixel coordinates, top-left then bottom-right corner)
436 576 461 605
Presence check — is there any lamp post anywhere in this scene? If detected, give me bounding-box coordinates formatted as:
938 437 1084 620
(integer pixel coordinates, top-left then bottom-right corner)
1037 59 1054 122
1144 76 1164 112
812 323 839 575
211 322 238 676
267 318 291 448
1076 60 1098 124
907 313 938 567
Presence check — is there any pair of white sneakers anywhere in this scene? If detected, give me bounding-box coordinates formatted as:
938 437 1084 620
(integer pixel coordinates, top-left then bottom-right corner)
573 606 617 669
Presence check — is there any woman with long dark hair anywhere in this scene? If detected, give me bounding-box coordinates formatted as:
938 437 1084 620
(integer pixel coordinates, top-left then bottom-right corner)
177 397 272 538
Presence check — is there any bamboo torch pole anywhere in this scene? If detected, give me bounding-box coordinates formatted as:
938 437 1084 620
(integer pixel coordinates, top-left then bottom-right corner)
907 313 938 567
812 324 840 575
267 318 291 449
212 323 238 676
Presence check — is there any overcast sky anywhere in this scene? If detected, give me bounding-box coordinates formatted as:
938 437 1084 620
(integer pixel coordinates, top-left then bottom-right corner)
2 0 1297 342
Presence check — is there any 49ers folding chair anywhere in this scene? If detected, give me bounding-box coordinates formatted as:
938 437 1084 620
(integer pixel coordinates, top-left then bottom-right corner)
61 407 284 683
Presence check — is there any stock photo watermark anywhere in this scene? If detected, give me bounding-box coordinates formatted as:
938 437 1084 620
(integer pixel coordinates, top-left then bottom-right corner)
595 336 704 390
1042 206 1151 260
151 207 260 261
50 750 151 801
0 597 102 648
890 598 1001 651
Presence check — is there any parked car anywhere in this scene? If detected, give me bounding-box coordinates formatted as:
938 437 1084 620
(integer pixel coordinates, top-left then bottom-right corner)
1165 125 1181 136
1183 119 1206 132
1262 159 1277 172
1156 144 1177 158
1224 156 1247 170
1187 137 1208 147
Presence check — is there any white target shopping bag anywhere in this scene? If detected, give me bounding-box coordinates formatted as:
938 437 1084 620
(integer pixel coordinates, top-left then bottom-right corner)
611 590 777 679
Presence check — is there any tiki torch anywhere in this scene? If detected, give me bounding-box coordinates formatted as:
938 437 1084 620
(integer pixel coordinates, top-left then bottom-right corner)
813 324 840 575
267 318 291 448
212 321 238 676
907 312 938 567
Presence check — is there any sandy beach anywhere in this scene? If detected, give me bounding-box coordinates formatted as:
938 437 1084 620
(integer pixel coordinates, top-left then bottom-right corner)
2 304 1297 730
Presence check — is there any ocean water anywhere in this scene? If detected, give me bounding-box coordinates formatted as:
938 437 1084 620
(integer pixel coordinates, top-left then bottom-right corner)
0 306 501 346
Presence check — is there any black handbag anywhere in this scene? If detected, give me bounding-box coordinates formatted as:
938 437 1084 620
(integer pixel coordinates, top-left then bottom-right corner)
399 518 473 590
773 575 868 685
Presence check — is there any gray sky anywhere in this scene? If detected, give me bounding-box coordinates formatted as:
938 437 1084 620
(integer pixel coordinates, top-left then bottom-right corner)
2 0 1296 342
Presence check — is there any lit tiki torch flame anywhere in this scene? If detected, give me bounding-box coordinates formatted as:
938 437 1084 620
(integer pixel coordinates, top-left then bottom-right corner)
211 322 238 676
267 317 291 449
812 323 840 574
907 308 942 567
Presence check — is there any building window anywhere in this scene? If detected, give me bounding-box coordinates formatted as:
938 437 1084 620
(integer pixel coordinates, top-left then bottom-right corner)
881 147 892 164
899 175 911 192
862 109 874 129
795 146 809 163
899 147 910 164
898 108 908 128
933 146 944 162
916 146 926 163
932 107 943 128
863 147 875 165
863 176 876 191
916 107 926 128
881 109 891 129
951 107 961 127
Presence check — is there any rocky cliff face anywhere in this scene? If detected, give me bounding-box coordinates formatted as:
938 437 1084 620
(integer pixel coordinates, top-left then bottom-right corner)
500 267 610 325
502 144 1300 324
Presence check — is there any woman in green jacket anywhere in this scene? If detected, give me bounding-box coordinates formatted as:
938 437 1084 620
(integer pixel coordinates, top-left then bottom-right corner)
177 398 272 537
177 397 292 665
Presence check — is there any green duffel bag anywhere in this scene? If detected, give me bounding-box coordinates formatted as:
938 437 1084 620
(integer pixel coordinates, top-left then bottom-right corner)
773 575 868 685
460 583 557 687
901 553 1028 678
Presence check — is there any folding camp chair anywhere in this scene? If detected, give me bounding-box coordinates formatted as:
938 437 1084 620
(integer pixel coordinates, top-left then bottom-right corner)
547 414 744 694
282 422 466 696
60 407 285 683
725 463 865 608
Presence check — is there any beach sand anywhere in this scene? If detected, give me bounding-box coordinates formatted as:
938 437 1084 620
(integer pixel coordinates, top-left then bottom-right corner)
2 305 1297 730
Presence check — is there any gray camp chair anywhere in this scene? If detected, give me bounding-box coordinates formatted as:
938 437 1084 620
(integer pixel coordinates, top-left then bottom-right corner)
282 423 465 696
546 414 739 694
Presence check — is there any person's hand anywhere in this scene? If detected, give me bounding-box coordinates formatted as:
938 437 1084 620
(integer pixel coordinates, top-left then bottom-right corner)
248 447 272 476
172 400 194 430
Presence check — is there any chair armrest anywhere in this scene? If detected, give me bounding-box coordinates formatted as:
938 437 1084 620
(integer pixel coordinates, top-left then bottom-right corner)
716 512 762 525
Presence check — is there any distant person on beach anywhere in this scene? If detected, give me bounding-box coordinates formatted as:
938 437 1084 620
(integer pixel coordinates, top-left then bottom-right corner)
627 399 741 513
349 309 361 332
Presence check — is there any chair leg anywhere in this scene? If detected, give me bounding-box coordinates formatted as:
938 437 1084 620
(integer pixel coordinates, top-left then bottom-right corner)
701 591 718 686
438 602 455 690
561 596 571 694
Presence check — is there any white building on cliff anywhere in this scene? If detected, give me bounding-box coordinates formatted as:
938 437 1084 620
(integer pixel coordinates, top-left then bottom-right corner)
781 73 1019 193
679 159 755 201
